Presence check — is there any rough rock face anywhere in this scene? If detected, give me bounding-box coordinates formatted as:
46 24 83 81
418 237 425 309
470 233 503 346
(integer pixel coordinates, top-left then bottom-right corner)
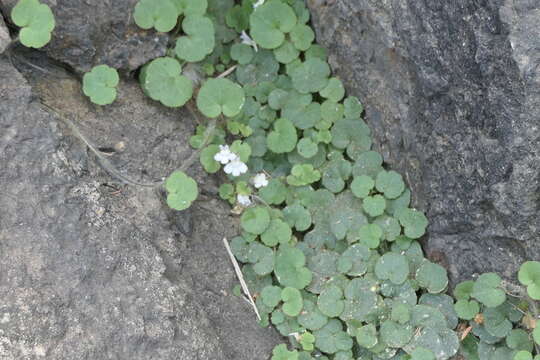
0 53 280 359
0 15 9 53
307 0 540 283
0 0 168 73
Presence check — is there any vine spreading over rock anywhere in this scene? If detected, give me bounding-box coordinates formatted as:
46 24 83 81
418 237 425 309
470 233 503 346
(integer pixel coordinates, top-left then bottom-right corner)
9 0 540 359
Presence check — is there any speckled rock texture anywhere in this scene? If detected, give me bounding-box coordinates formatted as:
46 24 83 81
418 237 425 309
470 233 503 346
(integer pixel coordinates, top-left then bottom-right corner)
0 15 9 53
307 0 540 283
0 0 168 73
0 49 280 359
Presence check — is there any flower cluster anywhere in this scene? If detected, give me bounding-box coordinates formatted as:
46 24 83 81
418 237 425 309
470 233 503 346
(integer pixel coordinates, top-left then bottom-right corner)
214 145 248 177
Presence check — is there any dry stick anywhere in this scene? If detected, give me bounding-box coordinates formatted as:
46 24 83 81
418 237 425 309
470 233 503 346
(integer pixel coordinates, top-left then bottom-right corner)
223 237 261 321
217 65 238 78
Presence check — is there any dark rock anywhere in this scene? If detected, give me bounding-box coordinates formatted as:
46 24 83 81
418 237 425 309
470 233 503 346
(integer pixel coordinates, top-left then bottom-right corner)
307 0 540 283
0 15 9 54
0 0 168 73
0 54 280 359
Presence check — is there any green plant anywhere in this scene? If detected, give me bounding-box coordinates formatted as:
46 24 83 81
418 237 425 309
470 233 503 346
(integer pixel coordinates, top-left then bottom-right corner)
11 0 55 48
82 65 119 105
31 0 540 359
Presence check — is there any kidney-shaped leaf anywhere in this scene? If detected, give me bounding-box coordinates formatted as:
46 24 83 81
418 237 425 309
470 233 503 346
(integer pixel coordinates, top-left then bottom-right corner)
82 65 119 105
197 78 245 118
249 0 297 49
12 0 55 48
140 57 193 107
165 170 198 210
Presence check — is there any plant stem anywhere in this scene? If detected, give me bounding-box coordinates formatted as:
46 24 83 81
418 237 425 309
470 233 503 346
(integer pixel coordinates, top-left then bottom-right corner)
178 117 217 173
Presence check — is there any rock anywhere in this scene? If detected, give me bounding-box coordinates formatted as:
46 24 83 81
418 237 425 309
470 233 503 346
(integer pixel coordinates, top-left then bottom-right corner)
0 15 10 54
0 0 168 73
307 0 540 283
0 54 280 359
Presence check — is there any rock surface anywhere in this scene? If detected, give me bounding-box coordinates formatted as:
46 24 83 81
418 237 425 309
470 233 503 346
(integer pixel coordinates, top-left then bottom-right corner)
0 15 9 54
0 52 280 359
307 0 540 283
0 0 168 73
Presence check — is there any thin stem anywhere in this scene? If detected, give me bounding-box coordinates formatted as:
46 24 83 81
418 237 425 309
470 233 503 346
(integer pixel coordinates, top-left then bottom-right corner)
178 118 217 172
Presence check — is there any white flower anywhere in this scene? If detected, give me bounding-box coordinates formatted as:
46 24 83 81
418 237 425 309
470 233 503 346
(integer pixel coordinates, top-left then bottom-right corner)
240 31 258 52
253 0 265 8
214 144 237 164
224 156 248 177
253 173 268 188
237 194 252 206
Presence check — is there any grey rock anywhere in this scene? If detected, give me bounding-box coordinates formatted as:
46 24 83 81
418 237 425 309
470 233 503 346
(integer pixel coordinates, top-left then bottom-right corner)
0 15 9 54
0 54 280 359
307 0 540 283
0 0 168 73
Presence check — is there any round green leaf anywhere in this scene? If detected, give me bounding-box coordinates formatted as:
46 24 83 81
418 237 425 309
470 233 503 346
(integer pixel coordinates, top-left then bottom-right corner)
518 261 540 300
82 65 119 105
140 57 193 107
356 324 377 349
165 170 198 210
362 195 386 217
175 15 215 62
297 138 318 158
358 223 383 249
247 242 274 276
290 23 314 51
375 252 409 285
331 118 372 160
261 285 283 308
318 285 345 318
240 206 271 235
231 43 254 65
12 0 55 48
271 344 299 360
514 351 533 360
249 0 297 49
313 319 353 354
291 58 330 94
396 207 429 239
343 96 363 119
267 118 298 153
454 299 480 320
380 320 413 348
199 144 220 173
298 299 328 331
261 219 292 247
410 347 436 360
274 244 312 289
171 0 207 16
299 332 315 351
197 78 245 118
471 272 506 308
281 287 303 316
282 203 312 231
337 244 370 276
506 329 533 352
259 179 288 205
351 175 375 199
375 170 405 200
416 261 449 293
274 41 300 64
453 280 475 300
133 0 179 33
287 164 321 186
352 151 383 177
320 77 345 102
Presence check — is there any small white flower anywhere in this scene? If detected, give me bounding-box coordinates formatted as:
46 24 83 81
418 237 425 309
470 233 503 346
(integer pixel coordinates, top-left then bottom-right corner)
224 156 248 177
253 173 269 188
240 31 258 52
214 144 237 164
253 0 265 8
237 194 252 206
